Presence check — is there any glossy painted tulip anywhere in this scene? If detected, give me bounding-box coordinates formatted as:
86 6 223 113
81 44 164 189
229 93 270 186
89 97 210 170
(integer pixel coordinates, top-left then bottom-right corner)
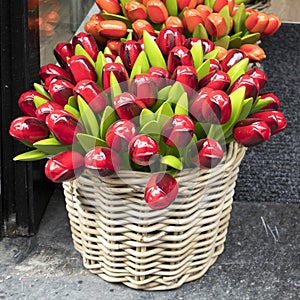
245 11 269 34
43 75 73 91
102 62 129 91
192 138 224 169
107 39 122 56
251 111 287 135
128 134 159 166
132 19 155 40
183 9 204 33
38 63 70 82
45 151 84 183
147 67 170 90
98 20 127 39
156 27 185 56
263 14 281 36
119 40 142 70
245 68 268 91
259 93 281 110
171 65 198 94
106 119 136 152
229 74 259 100
18 90 49 117
233 118 271 147
145 173 178 210
239 44 266 62
9 116 49 144
147 0 168 24
84 20 108 46
104 53 115 63
198 70 230 91
215 46 228 61
209 59 222 71
72 32 99 62
213 0 234 15
167 46 194 73
95 0 121 14
176 0 197 11
130 74 157 107
220 49 247 73
196 4 212 20
184 38 215 54
46 109 83 145
53 42 74 68
165 16 184 32
35 102 63 122
84 146 120 177
204 13 227 37
48 79 75 106
73 80 107 113
161 114 194 148
113 92 145 120
124 1 147 22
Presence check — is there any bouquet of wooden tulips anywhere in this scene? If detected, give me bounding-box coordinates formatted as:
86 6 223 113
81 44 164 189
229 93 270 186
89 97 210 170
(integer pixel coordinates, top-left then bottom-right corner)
9 0 286 210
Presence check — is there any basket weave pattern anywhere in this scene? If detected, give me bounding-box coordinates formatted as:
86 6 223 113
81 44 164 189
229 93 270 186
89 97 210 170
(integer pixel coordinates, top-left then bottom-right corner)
63 142 246 290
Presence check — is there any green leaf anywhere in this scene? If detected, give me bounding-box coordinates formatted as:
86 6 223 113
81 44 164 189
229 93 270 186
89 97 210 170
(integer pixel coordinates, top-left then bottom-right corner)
114 56 124 65
110 72 122 99
219 5 231 35
150 86 172 112
74 44 95 67
101 11 132 28
204 48 220 60
194 122 207 140
214 35 230 49
77 96 99 137
174 92 189 115
104 46 112 55
250 99 272 114
33 83 51 99
232 3 247 34
204 0 214 9
160 155 182 170
193 23 208 39
68 96 78 109
229 37 242 49
95 51 106 88
241 33 261 44
99 106 119 139
139 120 160 141
13 149 49 161
166 0 177 16
34 95 48 108
238 97 253 121
167 82 185 106
64 104 80 119
207 124 224 140
140 108 156 128
33 137 71 155
156 101 174 129
143 31 167 70
227 58 249 88
130 51 150 79
196 59 211 81
230 31 243 39
190 41 204 69
76 133 106 151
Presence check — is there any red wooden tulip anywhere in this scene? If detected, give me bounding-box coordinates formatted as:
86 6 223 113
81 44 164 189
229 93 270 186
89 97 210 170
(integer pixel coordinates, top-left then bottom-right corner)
147 67 170 90
124 1 147 22
220 49 247 73
209 59 222 71
263 14 281 36
196 4 212 20
119 40 142 70
147 0 169 24
165 16 184 32
162 114 194 148
48 79 75 106
39 63 70 82
239 44 266 62
85 146 120 177
72 32 99 62
145 173 178 210
183 9 204 33
104 54 116 64
95 0 121 14
98 20 127 39
176 0 197 11
102 63 129 91
245 68 268 91
54 42 74 68
107 39 123 56
205 13 227 37
45 151 84 183
245 11 269 34
171 65 198 94
46 109 83 145
167 46 194 73
259 93 281 110
132 19 155 40
73 80 107 113
35 102 63 122
213 0 234 15
198 70 230 91
192 138 224 168
84 20 108 46
9 116 49 144
44 75 73 91
229 74 259 100
106 119 136 152
233 118 271 147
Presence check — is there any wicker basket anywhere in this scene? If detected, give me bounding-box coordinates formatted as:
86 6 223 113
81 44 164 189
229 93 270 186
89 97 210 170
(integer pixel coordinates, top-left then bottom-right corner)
63 142 246 290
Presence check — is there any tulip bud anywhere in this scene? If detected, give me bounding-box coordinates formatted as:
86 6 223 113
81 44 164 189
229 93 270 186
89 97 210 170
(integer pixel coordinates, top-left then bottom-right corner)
147 67 170 90
233 118 271 147
35 102 63 122
45 151 84 183
192 138 224 168
46 109 83 145
84 146 120 177
263 14 281 36
171 65 198 94
183 9 204 33
167 46 194 73
245 68 268 91
102 62 129 91
145 173 178 210
84 20 108 46
239 44 266 62
104 54 116 63
48 79 75 106
119 40 142 70
39 64 71 82
72 32 99 62
176 0 197 11
132 19 155 40
54 42 74 68
106 119 136 152
251 110 287 135
90 13 104 22
196 4 212 20
229 74 259 100
98 20 127 39
213 0 234 15
245 11 269 34
198 70 230 91
18 90 49 117
259 93 281 111
73 80 107 113
162 114 194 148
215 46 228 61
147 0 169 24
107 40 123 56
9 116 50 144
204 13 227 37
209 59 222 71
95 0 121 14
165 16 184 32
156 27 185 56
67 55 97 83
124 1 147 22
130 74 157 107
113 92 145 120
220 49 247 73
44 75 73 91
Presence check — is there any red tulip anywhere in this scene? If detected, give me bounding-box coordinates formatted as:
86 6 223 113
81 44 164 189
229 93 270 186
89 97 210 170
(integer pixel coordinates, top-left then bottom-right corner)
124 1 147 22
176 0 197 11
85 146 120 177
145 173 178 210
102 63 129 91
54 42 74 68
95 0 121 14
73 80 107 113
106 39 123 56
9 115 49 144
171 65 198 94
183 9 204 33
132 19 155 40
233 118 271 147
220 49 247 73
167 46 194 73
245 11 269 34
196 4 212 20
263 14 281 36
239 44 266 62
198 70 230 91
213 0 234 15
229 74 259 100
43 75 73 91
259 93 281 110
119 40 142 70
209 59 222 71
245 68 268 91
98 20 127 39
192 138 224 168
72 32 99 62
147 0 169 24
84 20 108 46
165 16 184 32
48 79 75 106
45 151 84 183
205 13 227 37
45 109 83 145
147 67 170 90
35 102 63 122
104 54 116 63
38 64 70 82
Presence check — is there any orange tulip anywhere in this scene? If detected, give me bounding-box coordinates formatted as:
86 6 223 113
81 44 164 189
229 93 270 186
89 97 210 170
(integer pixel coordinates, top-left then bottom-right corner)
240 44 266 62
204 13 227 37
98 20 127 39
176 0 197 11
263 14 281 36
124 1 147 22
213 0 234 15
147 0 169 24
84 20 107 46
245 11 269 34
215 46 228 61
183 9 204 33
107 39 123 56
90 13 104 22
132 19 155 40
95 0 121 14
165 16 184 32
196 4 213 20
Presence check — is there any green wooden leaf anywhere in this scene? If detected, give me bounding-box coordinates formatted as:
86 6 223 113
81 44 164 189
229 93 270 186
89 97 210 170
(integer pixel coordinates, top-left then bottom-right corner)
193 23 208 39
214 35 230 49
207 124 224 140
196 59 211 81
104 46 112 55
33 83 51 99
166 0 178 16
219 5 231 35
76 133 107 151
227 58 249 88
190 41 204 69
34 95 49 108
95 51 106 88
114 56 124 65
160 155 182 170
167 82 185 106
68 96 78 109
77 96 99 137
230 31 243 39
140 108 156 128
13 149 49 161
250 99 272 114
229 37 242 49
139 120 161 141
74 44 95 66
64 104 80 119
232 3 247 34
99 106 119 139
156 101 174 129
130 51 150 79
143 31 167 70
204 0 214 9
110 72 122 99
238 97 253 121
174 92 189 116
101 11 132 28
33 137 71 155
158 86 172 100
241 32 261 44
194 122 207 140
204 48 220 60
